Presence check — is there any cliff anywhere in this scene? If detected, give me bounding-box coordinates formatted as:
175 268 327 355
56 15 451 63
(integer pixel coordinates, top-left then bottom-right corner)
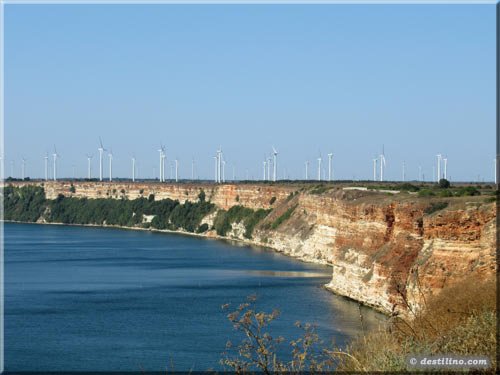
5 180 496 316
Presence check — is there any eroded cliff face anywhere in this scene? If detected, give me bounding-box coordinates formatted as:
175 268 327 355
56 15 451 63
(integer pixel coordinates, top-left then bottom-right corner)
7 181 496 315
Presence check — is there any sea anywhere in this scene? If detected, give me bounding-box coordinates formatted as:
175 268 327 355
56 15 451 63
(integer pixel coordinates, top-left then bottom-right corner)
4 222 384 371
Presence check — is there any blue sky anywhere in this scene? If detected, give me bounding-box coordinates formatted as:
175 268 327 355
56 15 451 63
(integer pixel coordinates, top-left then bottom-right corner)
4 4 496 181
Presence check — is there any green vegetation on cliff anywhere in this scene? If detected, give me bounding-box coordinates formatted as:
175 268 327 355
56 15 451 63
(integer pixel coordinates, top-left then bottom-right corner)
213 205 271 238
4 185 215 233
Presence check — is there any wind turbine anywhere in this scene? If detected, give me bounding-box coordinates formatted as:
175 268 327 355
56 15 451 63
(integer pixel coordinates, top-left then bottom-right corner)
327 153 333 182
44 153 49 181
214 156 218 182
98 138 106 182
131 155 136 182
272 146 278 182
379 147 386 182
222 160 226 183
86 154 93 179
372 157 378 181
263 159 267 181
305 161 309 180
317 154 322 181
436 154 442 182
108 148 113 182
21 157 27 180
158 145 165 182
52 146 59 181
175 158 179 182
443 157 448 180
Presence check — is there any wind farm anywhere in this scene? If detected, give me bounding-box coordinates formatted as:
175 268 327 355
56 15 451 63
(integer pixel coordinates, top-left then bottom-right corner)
3 139 496 187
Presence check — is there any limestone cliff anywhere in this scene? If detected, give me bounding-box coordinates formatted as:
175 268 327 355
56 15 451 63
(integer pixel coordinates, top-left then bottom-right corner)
6 181 496 315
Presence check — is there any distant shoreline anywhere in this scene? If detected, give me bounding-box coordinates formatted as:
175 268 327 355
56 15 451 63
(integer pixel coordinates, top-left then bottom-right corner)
3 219 332 268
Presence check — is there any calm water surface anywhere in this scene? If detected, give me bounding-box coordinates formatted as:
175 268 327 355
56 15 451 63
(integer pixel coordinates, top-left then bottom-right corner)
5 222 384 371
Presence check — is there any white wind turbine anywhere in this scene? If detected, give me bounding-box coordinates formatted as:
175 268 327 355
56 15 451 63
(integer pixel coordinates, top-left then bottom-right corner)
175 158 179 182
305 161 309 180
21 157 27 180
379 147 386 182
443 157 448 180
272 146 278 182
191 158 195 180
263 159 267 181
108 148 113 182
436 154 442 182
98 138 106 182
216 147 223 183
267 156 272 182
372 157 378 181
44 153 49 181
86 154 93 179
52 146 59 181
214 156 218 183
222 160 226 183
131 155 136 182
317 154 322 181
327 153 333 182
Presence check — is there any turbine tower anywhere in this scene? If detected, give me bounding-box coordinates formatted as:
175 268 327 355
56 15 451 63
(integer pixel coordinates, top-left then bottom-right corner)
222 160 226 183
132 155 136 182
214 156 217 183
52 146 59 181
443 157 448 180
272 146 278 182
317 154 322 181
436 154 442 182
108 148 113 182
44 153 49 181
372 158 378 181
305 161 309 180
21 157 26 180
175 158 179 182
379 147 386 182
98 138 106 182
263 160 267 181
327 153 333 182
86 154 93 179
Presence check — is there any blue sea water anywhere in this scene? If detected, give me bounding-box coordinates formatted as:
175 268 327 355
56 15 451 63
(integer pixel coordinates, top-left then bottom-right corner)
4 222 383 371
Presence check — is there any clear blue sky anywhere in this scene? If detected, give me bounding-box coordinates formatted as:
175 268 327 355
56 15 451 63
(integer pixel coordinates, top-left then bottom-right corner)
5 4 496 182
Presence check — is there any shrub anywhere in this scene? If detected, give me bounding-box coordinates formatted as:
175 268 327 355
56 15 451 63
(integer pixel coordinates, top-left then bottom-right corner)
269 196 276 205
197 223 209 233
438 178 450 188
271 205 297 229
424 201 448 214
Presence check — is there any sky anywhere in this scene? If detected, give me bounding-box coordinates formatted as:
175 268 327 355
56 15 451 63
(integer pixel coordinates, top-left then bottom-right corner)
4 3 496 182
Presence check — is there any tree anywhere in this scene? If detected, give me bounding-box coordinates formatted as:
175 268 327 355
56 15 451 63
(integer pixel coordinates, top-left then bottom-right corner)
438 178 450 189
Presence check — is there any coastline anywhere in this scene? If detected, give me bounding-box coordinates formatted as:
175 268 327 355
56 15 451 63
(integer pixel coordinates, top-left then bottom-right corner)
2 219 332 267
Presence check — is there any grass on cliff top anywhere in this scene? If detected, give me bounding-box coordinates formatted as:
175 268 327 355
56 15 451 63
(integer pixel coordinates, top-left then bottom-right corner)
337 277 497 372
